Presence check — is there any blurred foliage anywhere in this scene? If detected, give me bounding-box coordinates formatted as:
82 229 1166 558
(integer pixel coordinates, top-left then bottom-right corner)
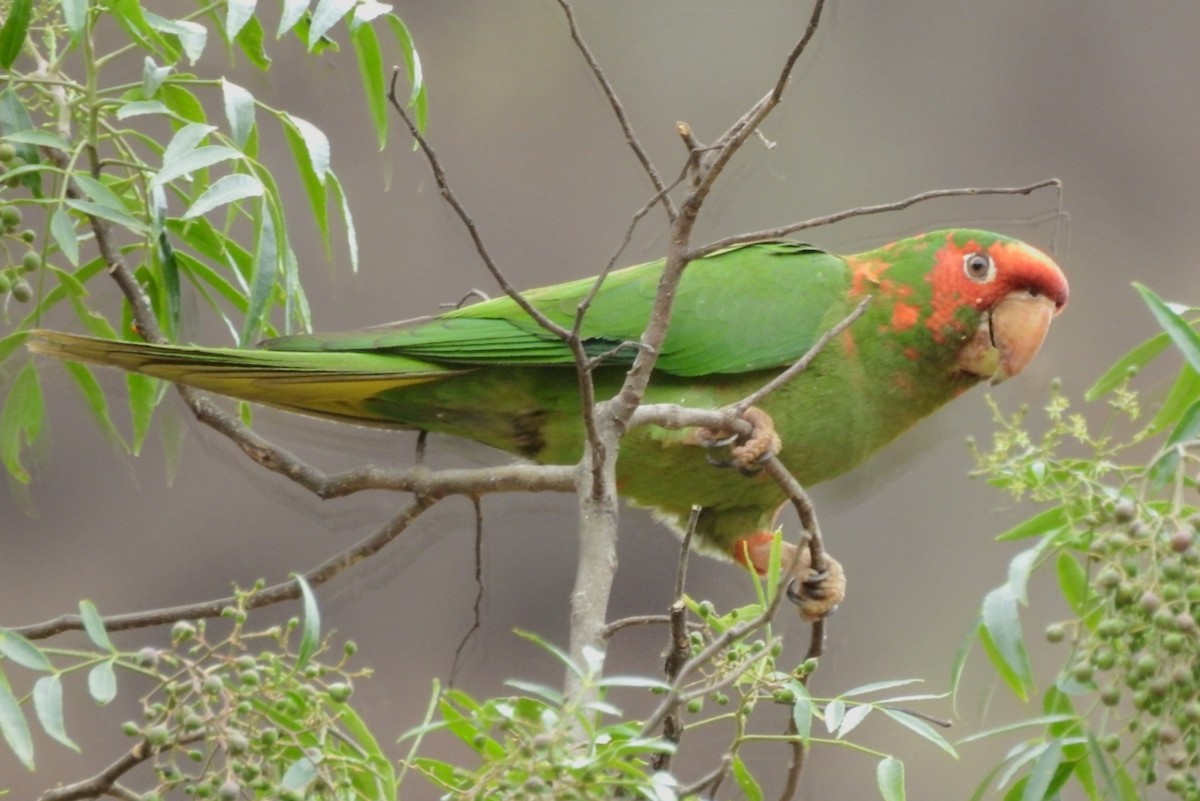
964 284 1200 800
0 582 389 800
396 540 956 801
0 0 425 487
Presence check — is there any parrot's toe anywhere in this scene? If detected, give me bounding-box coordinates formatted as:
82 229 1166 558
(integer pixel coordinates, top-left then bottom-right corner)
785 552 846 623
694 406 782 474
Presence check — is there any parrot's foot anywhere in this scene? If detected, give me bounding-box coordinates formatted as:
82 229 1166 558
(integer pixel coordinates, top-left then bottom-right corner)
695 406 782 474
733 532 845 623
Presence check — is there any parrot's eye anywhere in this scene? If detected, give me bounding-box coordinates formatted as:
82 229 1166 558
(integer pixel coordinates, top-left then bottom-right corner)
962 252 995 282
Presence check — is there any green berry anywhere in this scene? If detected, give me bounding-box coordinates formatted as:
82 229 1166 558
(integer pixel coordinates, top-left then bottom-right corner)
0 272 10 293
171 621 197 642
18 228 34 243
1045 623 1066 643
327 682 352 703
1102 733 1122 753
10 279 31 302
1100 685 1121 706
0 205 21 228
1114 499 1136 523
0 143 15 162
20 251 40 272
145 724 170 746
686 698 703 714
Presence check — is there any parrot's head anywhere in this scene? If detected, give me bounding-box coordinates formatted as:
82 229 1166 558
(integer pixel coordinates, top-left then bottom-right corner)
934 230 1069 384
855 229 1069 385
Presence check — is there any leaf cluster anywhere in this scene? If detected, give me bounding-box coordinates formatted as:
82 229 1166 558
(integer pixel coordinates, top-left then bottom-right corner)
0 0 424 485
964 285 1200 800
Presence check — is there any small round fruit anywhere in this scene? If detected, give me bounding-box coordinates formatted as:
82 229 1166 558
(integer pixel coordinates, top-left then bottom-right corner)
20 251 40 272
10 280 31 302
0 143 15 162
1045 623 1066 643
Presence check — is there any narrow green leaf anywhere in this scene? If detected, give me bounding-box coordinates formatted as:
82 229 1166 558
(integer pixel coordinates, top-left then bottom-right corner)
1021 740 1063 801
49 207 79 267
0 630 52 671
149 185 180 339
0 672 34 769
950 618 977 715
825 698 845 733
59 0 87 40
0 88 42 193
235 14 270 68
240 198 278 346
283 114 330 182
331 700 397 801
329 172 358 271
281 754 319 792
111 0 178 61
62 362 127 452
278 0 310 38
877 757 905 801
1007 544 1045 604
141 55 171 98
1149 398 1200 488
225 0 256 39
143 11 207 63
731 755 764 801
72 173 127 209
295 575 320 671
160 84 207 124
183 173 263 219
127 370 158 454
1084 332 1169 401
1055 551 1090 619
0 363 43 483
65 198 148 235
349 22 386 149
789 681 812 743
115 99 171 120
837 704 872 738
1148 364 1200 436
152 145 242 190
386 14 426 132
1 129 69 149
79 600 113 651
958 715 1078 745
1135 284 1200 375
997 505 1066 542
87 659 117 705
221 79 256 148
308 0 355 48
281 115 330 257
33 675 79 751
0 0 33 68
980 586 1033 701
841 678 922 698
881 708 958 757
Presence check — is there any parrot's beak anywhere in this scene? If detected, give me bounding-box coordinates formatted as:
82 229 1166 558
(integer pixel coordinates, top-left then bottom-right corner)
957 291 1059 384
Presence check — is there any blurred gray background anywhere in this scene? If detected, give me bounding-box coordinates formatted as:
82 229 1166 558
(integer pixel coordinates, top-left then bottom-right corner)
6 1 1200 798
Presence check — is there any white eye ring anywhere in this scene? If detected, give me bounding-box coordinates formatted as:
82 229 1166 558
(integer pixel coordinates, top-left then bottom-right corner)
962 252 995 283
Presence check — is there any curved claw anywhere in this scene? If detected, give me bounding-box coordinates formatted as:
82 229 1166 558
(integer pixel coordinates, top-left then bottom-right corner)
698 432 740 449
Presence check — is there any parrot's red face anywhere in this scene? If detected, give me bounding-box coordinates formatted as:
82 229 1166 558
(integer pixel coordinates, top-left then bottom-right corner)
929 236 1069 384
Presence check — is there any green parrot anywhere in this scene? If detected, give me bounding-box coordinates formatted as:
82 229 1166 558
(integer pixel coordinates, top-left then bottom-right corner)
29 229 1068 619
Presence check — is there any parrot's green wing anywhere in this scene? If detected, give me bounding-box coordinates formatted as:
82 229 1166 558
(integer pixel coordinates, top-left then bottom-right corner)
263 241 852 377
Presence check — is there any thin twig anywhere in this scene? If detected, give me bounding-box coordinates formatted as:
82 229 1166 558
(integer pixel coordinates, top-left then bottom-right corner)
450 496 487 683
678 754 734 798
734 297 872 414
689 179 1063 260
386 70 571 342
16 497 437 640
553 0 677 223
38 734 205 801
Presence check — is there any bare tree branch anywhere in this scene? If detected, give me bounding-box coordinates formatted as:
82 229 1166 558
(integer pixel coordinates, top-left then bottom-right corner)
553 0 677 223
38 735 204 801
689 179 1063 260
15 496 437 640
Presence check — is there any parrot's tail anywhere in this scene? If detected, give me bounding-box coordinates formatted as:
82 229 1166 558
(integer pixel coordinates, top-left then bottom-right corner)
27 330 462 426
